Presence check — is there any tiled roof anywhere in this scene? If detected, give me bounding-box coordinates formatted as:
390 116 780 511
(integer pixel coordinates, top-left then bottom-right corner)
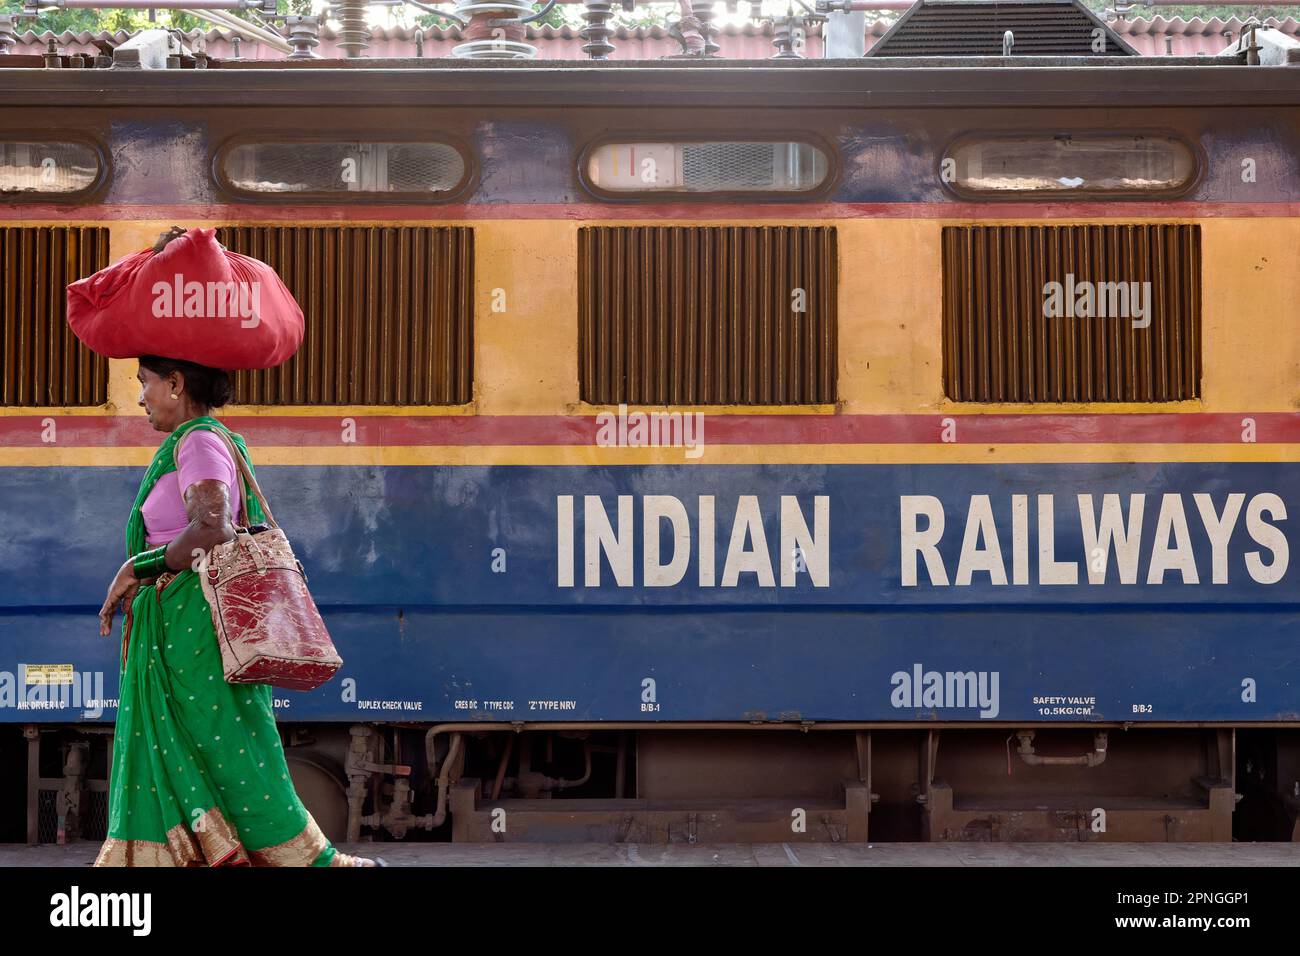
4 15 1294 60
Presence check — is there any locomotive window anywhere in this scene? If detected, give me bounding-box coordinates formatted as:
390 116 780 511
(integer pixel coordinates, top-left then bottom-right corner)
586 141 828 194
0 141 101 197
579 226 837 405
1 226 110 406
218 142 466 197
945 135 1195 196
942 224 1201 403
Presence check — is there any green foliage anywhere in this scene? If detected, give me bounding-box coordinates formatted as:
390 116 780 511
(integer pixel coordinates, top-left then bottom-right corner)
0 1 314 37
0 2 151 35
411 9 460 29
612 2 676 29
529 0 571 28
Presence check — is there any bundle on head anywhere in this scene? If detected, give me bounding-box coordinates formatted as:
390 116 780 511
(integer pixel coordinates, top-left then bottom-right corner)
66 226 304 370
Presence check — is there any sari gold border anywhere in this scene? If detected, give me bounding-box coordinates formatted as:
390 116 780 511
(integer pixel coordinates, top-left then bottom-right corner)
248 813 331 867
195 807 249 866
93 808 248 867
94 837 179 867
93 824 199 867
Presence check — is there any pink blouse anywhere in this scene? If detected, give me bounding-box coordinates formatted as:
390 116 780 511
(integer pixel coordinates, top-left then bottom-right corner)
142 429 243 546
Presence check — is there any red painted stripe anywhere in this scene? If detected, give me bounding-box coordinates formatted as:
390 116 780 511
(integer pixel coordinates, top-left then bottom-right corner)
1 413 1296 447
4 201 1300 222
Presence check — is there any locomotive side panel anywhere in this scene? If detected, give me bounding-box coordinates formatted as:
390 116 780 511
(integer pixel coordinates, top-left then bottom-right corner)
0 68 1296 842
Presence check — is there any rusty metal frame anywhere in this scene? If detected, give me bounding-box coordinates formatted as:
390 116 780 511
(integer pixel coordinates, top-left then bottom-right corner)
920 728 1237 842
6 62 1300 112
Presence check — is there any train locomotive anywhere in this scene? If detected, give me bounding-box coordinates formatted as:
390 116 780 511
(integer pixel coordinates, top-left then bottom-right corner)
0 14 1298 845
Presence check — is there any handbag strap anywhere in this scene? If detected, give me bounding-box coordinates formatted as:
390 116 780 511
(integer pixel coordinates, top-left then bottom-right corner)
173 426 279 530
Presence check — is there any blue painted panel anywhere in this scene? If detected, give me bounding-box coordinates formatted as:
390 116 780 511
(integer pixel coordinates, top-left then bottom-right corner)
1 607 1296 723
829 122 1300 205
106 120 212 205
0 462 1293 724
2 464 1293 608
91 118 1300 207
473 120 578 205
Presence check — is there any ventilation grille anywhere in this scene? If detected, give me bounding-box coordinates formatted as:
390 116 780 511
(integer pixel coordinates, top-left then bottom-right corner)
868 1 1134 57
942 224 1201 403
34 788 107 843
215 226 473 405
36 789 56 844
579 225 837 405
1 226 109 406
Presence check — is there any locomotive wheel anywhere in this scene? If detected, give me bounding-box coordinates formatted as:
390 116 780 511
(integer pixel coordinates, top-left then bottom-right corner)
285 754 349 845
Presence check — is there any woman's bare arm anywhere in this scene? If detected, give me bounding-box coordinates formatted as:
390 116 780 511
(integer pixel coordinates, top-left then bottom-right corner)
169 479 238 572
98 479 237 635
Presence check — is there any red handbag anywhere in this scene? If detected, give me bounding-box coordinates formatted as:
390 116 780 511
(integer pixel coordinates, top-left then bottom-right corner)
186 428 343 691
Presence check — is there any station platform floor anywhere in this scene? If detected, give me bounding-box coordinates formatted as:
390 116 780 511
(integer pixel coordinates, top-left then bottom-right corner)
3 840 1297 867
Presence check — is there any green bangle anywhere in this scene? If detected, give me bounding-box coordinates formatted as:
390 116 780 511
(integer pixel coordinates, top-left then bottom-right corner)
132 546 170 579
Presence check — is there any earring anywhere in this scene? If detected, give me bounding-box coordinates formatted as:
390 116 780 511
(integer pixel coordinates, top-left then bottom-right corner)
170 394 178 400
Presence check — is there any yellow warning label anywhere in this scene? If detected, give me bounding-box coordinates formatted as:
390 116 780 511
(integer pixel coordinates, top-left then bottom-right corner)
24 664 75 685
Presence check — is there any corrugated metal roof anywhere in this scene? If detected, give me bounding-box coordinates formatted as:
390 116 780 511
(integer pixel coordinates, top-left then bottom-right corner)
866 0 1138 57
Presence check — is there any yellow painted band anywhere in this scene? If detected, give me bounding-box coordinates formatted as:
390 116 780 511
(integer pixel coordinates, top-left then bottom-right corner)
0 404 838 418
2 444 1295 468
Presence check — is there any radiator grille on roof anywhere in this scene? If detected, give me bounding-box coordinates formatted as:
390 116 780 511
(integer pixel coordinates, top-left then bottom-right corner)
942 224 1201 403
579 225 838 405
215 225 473 405
867 0 1137 57
1 226 109 406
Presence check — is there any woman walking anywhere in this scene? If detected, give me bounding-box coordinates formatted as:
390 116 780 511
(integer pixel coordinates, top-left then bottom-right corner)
93 354 377 867
77 227 379 866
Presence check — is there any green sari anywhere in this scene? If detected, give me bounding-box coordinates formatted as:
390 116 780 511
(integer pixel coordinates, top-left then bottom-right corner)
94 416 353 867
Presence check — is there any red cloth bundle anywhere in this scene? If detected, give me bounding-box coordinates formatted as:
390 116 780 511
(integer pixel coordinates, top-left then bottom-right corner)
66 227 303 370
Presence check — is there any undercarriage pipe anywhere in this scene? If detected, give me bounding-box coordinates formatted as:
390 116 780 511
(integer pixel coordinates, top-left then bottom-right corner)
1016 730 1109 768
